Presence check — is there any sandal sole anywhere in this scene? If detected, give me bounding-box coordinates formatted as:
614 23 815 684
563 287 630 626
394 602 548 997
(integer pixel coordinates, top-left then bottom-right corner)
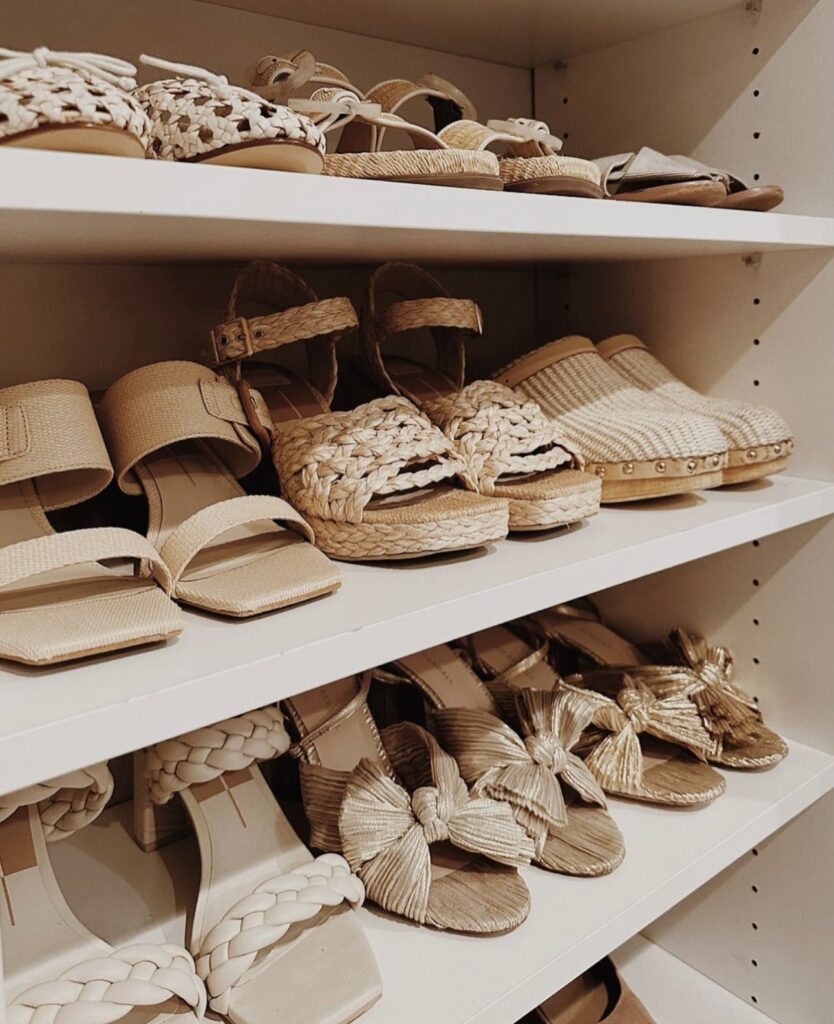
0 123 145 158
611 180 726 206
190 137 324 173
504 175 604 198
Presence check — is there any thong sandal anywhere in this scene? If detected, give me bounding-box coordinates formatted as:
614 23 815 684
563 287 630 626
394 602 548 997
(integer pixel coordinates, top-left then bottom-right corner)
283 675 534 932
99 361 341 616
0 378 182 665
136 706 380 1024
360 262 601 531
535 957 655 1023
0 764 206 1024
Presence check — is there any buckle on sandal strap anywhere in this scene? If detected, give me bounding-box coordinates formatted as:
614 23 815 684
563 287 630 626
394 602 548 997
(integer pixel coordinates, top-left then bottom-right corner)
209 317 254 366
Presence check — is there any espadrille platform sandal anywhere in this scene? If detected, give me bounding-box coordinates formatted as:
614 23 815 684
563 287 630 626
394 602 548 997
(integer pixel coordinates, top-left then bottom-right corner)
251 52 502 189
99 361 341 616
528 603 788 770
494 337 729 501
135 706 380 1024
378 642 625 876
361 263 601 531
535 957 655 1023
0 379 183 665
283 675 534 932
0 764 207 1024
0 47 150 157
135 55 325 170
597 335 794 485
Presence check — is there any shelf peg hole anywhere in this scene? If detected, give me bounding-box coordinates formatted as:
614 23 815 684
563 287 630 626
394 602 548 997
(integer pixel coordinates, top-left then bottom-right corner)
753 617 760 625
752 922 759 930
752 996 759 1004
753 173 760 181
752 46 760 54
753 88 760 96
753 297 761 304
562 96 569 104
753 847 759 856
753 657 760 665
753 131 761 139
752 959 759 967
754 337 761 345
752 885 759 892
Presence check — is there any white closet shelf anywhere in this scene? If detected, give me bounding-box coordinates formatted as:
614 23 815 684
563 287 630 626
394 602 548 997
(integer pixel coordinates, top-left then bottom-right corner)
1 473 832 794
2 149 834 265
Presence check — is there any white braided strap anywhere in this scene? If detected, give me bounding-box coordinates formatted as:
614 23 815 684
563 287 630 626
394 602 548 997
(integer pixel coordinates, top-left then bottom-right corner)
9 943 206 1024
0 763 113 841
273 396 469 523
196 854 365 1014
145 706 290 804
421 380 582 494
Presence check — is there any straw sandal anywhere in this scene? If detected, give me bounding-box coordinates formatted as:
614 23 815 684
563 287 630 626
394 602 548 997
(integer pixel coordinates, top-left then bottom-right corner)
283 675 534 932
379 641 625 876
361 263 601 531
597 335 794 485
529 602 788 770
98 361 341 616
0 764 206 1024
250 52 502 189
0 47 150 157
0 379 183 665
135 706 380 1024
495 337 729 501
135 55 325 170
535 957 655 1023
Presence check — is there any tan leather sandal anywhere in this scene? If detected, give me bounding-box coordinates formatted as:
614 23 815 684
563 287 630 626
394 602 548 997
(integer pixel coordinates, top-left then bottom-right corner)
99 361 341 616
0 378 182 665
536 957 655 1023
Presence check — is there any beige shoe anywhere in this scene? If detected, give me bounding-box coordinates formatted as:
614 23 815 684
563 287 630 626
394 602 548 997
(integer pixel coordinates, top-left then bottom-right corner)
597 334 794 484
535 957 656 1023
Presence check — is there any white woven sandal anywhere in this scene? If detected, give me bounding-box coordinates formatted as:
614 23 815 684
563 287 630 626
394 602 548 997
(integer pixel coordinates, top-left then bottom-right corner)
0 764 206 1024
361 263 601 531
135 705 380 1024
495 336 729 502
0 47 150 157
597 335 794 484
250 51 502 189
98 361 341 616
135 55 325 170
0 378 183 665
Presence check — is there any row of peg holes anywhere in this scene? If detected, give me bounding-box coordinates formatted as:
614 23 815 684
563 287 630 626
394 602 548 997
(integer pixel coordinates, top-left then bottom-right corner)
751 847 760 1004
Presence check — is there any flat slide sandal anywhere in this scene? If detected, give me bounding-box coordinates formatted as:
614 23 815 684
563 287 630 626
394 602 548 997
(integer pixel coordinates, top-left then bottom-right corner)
535 956 655 1023
283 675 534 932
594 148 728 206
0 378 182 665
361 262 601 531
135 707 380 1024
99 361 340 616
0 764 206 1024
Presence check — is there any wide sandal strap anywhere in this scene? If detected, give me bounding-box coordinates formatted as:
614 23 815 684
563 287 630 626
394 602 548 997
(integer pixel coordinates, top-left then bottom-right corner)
0 761 113 840
440 117 563 158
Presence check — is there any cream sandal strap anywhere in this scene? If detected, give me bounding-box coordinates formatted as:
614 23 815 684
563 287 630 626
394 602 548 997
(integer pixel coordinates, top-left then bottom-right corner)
0 761 113 840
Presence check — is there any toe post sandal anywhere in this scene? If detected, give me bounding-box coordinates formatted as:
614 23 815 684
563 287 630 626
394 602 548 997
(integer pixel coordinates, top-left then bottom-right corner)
597 334 794 485
495 336 729 501
535 957 655 1024
361 263 601 530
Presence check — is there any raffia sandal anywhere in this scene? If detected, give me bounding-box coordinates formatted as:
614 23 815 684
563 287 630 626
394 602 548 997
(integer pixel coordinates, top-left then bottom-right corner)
283 675 534 932
135 55 325 170
0 47 150 157
250 52 502 189
360 263 601 531
0 763 206 1024
528 602 788 769
597 335 794 485
535 957 655 1023
494 336 729 501
0 378 182 665
135 705 380 1024
99 361 341 616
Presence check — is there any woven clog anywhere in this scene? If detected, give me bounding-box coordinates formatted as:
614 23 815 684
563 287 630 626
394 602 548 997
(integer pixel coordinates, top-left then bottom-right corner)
535 957 656 1023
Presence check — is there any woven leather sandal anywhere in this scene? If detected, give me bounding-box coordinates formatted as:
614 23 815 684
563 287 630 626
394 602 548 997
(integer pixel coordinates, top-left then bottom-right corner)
597 335 794 485
378 641 625 876
495 336 729 501
0 764 206 1024
0 378 182 665
136 706 380 1024
528 602 788 770
283 675 534 932
536 957 655 1023
361 263 601 531
99 361 341 616
0 47 150 157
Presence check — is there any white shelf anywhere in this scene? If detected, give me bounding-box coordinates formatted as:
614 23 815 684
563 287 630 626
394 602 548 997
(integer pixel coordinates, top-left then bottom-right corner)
0 474 832 794
2 150 833 265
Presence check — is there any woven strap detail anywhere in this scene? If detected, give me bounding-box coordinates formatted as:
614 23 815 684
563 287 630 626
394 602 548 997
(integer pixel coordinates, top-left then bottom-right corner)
273 396 466 524
8 943 206 1024
438 117 562 157
195 855 364 1013
378 297 482 339
145 705 290 804
0 762 113 841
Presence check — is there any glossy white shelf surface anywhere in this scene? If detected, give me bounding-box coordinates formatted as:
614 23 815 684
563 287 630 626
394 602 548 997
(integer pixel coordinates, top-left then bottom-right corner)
0 474 832 794
2 149 834 265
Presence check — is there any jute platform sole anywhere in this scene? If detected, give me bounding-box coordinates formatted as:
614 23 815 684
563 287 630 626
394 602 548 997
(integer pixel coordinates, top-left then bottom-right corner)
502 470 602 530
0 122 145 157
362 171 503 189
611 180 726 206
504 175 603 198
324 148 500 189
590 456 726 503
722 443 792 485
189 137 323 171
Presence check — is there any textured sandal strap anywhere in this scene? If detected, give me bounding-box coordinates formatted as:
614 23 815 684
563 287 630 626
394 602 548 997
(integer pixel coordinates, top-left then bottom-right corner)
0 760 113 840
494 335 597 389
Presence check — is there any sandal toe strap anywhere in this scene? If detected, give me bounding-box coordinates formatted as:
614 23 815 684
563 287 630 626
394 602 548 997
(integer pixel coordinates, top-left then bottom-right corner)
0 761 113 840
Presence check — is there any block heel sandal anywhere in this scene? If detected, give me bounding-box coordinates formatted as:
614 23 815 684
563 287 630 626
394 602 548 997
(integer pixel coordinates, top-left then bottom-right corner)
536 957 655 1023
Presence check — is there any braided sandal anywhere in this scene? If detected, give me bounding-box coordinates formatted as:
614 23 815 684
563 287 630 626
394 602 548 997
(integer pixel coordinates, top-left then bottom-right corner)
283 675 534 932
0 764 206 1024
135 706 379 1024
536 957 655 1023
99 361 340 616
0 378 182 665
361 263 601 531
